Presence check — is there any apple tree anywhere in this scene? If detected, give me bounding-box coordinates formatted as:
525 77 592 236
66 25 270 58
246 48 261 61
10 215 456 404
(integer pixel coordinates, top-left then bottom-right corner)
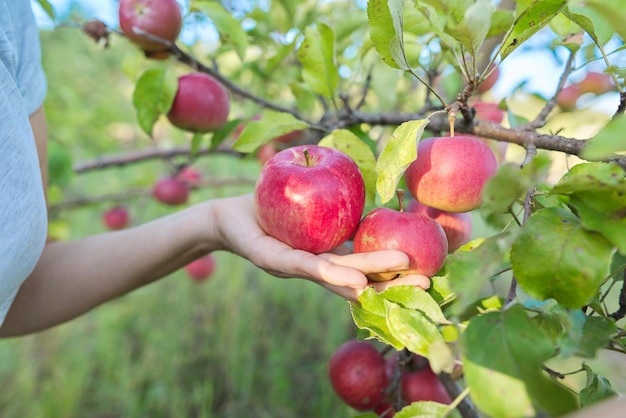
40 0 626 416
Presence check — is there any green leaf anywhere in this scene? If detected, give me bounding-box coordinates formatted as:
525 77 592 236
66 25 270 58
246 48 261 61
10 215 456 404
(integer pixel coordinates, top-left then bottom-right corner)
190 132 206 156
386 302 455 373
232 111 309 153
395 401 449 418
550 162 626 254
446 1 496 55
297 23 339 100
379 285 448 324
446 230 516 316
576 316 617 358
367 0 400 68
376 119 428 203
132 67 177 137
572 0 626 43
462 307 579 418
481 155 551 218
319 130 377 205
564 4 615 45
414 2 461 52
580 363 618 407
487 9 515 38
500 0 568 60
209 118 243 151
35 0 56 21
511 207 616 309
582 115 626 160
428 275 456 307
192 1 249 61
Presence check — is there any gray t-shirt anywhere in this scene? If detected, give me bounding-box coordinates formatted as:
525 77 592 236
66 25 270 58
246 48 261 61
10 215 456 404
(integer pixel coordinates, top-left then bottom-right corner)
0 0 48 326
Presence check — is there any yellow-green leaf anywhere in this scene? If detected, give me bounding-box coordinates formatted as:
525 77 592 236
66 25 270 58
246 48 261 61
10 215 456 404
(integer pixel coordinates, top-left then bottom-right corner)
376 119 428 203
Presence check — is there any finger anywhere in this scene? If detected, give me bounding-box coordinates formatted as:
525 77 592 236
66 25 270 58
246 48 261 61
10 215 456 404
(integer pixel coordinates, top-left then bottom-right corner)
318 250 410 274
370 274 431 292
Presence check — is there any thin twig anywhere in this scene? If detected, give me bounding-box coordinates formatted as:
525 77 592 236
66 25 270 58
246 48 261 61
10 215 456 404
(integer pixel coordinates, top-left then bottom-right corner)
520 50 576 130
48 177 256 213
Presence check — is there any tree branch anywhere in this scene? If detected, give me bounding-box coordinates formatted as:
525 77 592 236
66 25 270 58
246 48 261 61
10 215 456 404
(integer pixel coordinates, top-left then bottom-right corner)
48 177 256 213
439 373 480 418
73 146 243 174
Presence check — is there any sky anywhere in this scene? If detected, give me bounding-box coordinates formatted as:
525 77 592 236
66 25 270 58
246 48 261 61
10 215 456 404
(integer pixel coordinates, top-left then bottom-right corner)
30 0 621 114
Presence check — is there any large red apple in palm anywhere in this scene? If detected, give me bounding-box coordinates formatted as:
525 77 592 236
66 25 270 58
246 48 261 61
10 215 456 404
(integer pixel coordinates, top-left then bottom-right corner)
118 0 182 55
353 207 448 281
405 135 497 213
328 340 390 411
254 145 365 254
406 200 472 253
167 72 230 133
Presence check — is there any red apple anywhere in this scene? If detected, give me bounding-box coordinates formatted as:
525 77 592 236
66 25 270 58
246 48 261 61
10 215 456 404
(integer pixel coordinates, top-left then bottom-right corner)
167 72 230 133
175 166 202 187
406 200 472 253
556 85 581 111
102 206 130 230
274 129 305 144
401 368 452 405
353 207 448 281
185 253 216 281
254 145 365 254
152 177 190 205
477 65 499 94
256 142 278 165
405 135 498 213
473 101 504 124
328 340 390 411
578 71 614 95
374 403 396 418
118 0 182 54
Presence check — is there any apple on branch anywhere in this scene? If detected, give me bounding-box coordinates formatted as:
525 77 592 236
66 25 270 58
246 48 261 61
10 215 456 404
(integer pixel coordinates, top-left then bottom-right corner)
167 72 230 133
102 205 130 230
254 145 365 254
328 339 390 411
406 200 472 253
405 135 498 213
152 177 190 206
118 0 182 58
185 253 216 282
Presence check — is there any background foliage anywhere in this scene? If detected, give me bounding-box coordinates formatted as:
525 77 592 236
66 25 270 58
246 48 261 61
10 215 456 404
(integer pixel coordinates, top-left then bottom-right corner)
1 0 626 417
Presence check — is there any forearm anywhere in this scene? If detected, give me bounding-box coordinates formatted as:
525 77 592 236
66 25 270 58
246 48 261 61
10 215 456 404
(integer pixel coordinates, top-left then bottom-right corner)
0 201 219 337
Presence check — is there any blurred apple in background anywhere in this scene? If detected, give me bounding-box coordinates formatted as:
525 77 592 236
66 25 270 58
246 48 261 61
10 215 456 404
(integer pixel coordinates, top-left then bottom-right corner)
167 72 230 133
152 177 190 205
185 254 216 282
118 0 182 57
102 205 130 230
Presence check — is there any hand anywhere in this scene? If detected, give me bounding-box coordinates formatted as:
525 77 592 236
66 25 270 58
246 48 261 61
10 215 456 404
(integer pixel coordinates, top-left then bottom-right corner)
211 194 431 300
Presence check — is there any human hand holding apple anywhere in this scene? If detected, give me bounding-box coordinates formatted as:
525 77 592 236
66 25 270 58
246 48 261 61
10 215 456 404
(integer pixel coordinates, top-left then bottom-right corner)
211 194 430 300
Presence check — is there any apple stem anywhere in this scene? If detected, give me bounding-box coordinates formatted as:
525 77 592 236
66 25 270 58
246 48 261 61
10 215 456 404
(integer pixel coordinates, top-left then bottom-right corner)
396 189 405 212
303 148 312 167
448 111 456 137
